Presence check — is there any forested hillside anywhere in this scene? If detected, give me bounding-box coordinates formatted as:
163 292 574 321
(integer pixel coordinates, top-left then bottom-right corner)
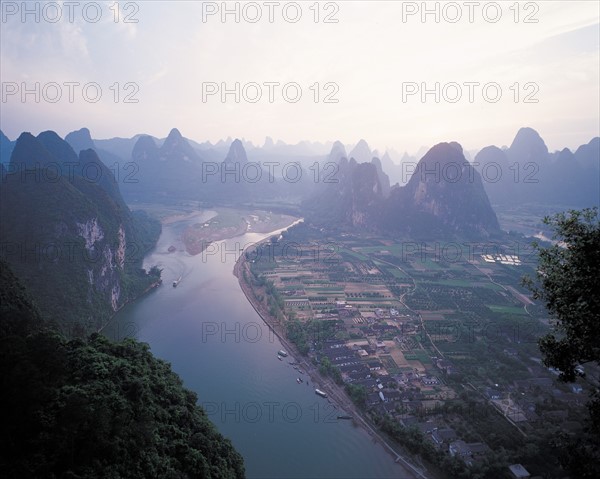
0 260 245 478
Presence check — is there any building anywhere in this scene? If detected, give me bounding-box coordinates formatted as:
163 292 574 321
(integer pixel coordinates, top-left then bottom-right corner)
421 376 440 386
467 442 490 459
508 463 531 479
384 390 402 402
430 428 457 446
367 392 380 406
449 440 471 458
400 416 418 428
417 421 440 434
449 441 490 465
485 388 501 400
367 360 383 371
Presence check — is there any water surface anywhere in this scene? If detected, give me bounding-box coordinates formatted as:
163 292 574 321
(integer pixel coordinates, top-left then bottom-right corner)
108 211 414 478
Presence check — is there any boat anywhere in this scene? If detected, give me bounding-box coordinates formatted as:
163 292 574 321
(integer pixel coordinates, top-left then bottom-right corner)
297 378 303 383
278 350 288 357
337 415 352 420
315 389 328 398
172 281 178 287
277 355 283 361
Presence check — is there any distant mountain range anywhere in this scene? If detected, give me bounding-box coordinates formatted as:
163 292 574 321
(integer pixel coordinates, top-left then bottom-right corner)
474 127 599 207
2 125 597 246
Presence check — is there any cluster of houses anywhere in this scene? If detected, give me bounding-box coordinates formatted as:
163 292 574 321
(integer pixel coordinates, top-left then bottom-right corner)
303 301 578 478
316 336 549 476
318 339 451 416
399 419 532 478
407 419 491 466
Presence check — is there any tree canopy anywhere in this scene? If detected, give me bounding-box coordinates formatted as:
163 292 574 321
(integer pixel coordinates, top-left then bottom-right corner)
524 207 600 477
525 208 600 381
0 260 245 478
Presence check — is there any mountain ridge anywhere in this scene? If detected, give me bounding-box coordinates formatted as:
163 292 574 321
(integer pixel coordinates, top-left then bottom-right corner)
305 142 500 238
1 131 161 334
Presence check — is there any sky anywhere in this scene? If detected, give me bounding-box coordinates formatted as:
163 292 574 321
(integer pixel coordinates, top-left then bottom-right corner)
1 0 599 155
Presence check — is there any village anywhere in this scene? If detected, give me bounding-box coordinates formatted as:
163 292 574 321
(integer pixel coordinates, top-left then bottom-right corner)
246 233 592 478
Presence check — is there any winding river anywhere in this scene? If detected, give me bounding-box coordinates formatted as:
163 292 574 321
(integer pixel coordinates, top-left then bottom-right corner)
105 210 414 478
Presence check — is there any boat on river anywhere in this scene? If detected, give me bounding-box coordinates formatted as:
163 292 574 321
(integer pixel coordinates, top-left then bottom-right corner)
315 389 328 398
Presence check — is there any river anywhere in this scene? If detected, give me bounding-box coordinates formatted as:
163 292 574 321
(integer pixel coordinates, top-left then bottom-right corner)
105 210 415 479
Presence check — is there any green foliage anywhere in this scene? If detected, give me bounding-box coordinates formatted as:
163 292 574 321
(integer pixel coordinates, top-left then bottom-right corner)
319 356 343 385
524 208 600 381
377 416 442 466
345 383 367 409
131 209 163 260
285 319 309 355
0 170 162 335
523 207 600 478
0 261 245 478
148 265 163 278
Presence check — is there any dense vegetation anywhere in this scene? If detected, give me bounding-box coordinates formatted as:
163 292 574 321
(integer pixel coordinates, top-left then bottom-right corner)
524 207 600 478
0 133 163 335
375 415 509 479
0 260 245 478
249 215 596 477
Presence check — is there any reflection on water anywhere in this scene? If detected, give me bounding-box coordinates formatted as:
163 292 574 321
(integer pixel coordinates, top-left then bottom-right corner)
107 212 415 479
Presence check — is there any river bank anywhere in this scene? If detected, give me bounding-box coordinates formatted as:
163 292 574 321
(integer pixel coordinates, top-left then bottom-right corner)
98 279 162 334
107 209 422 478
233 242 429 479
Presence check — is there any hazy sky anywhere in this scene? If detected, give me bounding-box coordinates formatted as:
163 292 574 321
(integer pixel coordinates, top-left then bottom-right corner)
1 1 599 154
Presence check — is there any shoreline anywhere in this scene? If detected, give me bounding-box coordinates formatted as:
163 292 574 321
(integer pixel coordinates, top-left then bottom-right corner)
233 235 429 479
102 207 293 331
98 279 162 334
102 209 429 477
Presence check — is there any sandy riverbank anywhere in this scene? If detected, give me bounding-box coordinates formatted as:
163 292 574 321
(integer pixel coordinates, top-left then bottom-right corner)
180 208 297 255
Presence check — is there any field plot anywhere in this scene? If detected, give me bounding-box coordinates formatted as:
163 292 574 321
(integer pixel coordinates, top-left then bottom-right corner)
389 349 411 368
249 233 554 422
487 305 528 315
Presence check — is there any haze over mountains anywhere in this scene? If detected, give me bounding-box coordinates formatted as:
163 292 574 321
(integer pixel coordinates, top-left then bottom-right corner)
304 142 500 238
2 125 593 242
92 125 600 211
0 126 508 329
475 127 599 207
1 131 161 333
3 125 595 208
1 124 597 320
